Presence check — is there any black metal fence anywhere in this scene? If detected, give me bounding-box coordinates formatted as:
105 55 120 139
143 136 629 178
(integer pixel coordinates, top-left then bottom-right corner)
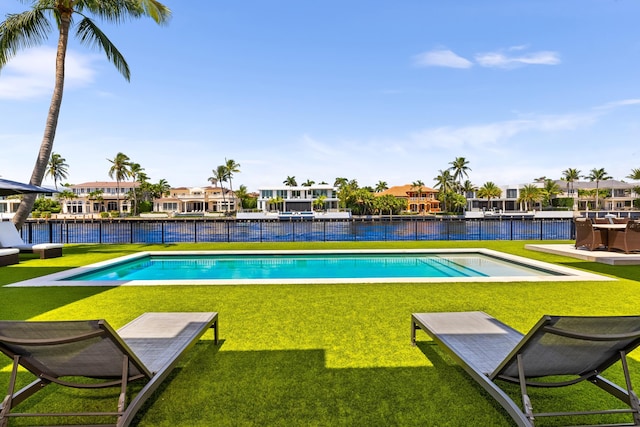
19 217 576 244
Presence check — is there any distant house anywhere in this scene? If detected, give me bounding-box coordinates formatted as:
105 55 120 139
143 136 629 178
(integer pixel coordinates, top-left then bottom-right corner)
256 184 339 212
154 186 239 214
377 185 440 213
62 181 139 215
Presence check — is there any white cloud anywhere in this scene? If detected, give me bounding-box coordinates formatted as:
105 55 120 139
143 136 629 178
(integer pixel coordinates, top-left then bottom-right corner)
595 98 640 110
475 48 561 68
412 49 473 69
0 46 97 100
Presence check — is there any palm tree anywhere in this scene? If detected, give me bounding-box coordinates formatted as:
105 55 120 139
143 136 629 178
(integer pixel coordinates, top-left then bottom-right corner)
587 168 611 210
542 179 562 207
477 182 502 211
283 176 297 187
375 181 388 193
46 152 69 190
334 177 348 189
151 179 171 199
234 184 249 210
301 179 315 187
562 168 581 194
224 158 241 194
128 162 144 215
3 0 171 228
88 189 105 213
627 168 640 181
209 165 228 211
433 170 455 212
448 157 471 193
517 184 542 211
107 152 131 214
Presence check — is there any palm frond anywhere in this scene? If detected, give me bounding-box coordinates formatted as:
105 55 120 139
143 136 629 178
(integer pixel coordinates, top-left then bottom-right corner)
79 0 170 25
0 10 51 68
75 17 130 80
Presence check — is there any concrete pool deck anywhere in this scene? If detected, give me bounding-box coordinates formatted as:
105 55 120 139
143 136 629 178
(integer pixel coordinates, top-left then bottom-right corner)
525 244 640 265
6 249 613 287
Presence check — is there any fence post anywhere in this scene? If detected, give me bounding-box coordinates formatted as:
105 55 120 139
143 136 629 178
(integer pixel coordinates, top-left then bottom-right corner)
130 221 134 244
162 221 165 244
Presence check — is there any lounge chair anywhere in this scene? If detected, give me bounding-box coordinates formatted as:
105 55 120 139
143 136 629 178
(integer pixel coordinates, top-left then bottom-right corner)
608 220 640 254
411 311 640 427
0 221 62 259
574 217 607 251
0 249 19 267
0 312 218 427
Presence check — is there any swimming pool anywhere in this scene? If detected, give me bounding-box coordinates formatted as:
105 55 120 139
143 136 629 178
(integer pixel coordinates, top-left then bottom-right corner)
7 249 612 286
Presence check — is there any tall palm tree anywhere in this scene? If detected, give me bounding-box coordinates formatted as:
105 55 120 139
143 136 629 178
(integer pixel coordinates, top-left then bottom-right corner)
562 168 581 194
375 180 388 193
433 170 455 212
283 176 297 187
107 152 131 214
448 157 471 193
46 152 69 190
2 0 171 228
128 162 144 215
209 165 228 211
224 158 240 194
477 182 502 211
587 168 611 210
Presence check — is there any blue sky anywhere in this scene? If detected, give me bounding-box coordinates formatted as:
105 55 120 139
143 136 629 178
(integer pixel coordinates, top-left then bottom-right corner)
1 0 640 192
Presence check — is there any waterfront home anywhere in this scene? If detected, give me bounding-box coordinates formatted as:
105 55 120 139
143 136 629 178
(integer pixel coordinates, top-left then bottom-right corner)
377 185 441 214
154 186 239 215
256 184 339 213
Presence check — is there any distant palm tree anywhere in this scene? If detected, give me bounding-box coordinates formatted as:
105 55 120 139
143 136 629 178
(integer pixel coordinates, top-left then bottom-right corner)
224 158 241 195
283 176 297 187
234 184 249 210
627 168 640 181
459 180 476 196
477 182 502 210
107 152 131 214
2 0 171 229
46 152 69 190
587 168 611 210
562 168 581 194
448 157 471 193
152 179 171 199
301 179 315 187
209 165 229 211
334 177 348 189
518 184 542 211
542 179 562 207
375 181 388 193
128 162 144 215
433 170 455 212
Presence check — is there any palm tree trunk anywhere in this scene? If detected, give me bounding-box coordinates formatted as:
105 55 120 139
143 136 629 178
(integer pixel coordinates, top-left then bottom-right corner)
13 12 71 228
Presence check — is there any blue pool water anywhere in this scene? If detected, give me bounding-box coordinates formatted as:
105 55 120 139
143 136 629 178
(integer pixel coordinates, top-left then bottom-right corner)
67 253 559 281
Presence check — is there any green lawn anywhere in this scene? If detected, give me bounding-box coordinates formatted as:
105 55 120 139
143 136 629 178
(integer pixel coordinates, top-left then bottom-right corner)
1 241 639 426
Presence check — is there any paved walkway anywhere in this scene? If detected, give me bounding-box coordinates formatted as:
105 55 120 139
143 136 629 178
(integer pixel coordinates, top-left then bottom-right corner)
526 244 640 265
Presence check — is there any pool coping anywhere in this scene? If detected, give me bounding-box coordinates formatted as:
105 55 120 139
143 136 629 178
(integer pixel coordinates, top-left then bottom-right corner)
6 249 613 287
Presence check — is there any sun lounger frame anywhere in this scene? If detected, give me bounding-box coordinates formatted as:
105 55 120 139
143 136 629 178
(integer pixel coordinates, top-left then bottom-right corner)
412 311 640 427
0 312 218 427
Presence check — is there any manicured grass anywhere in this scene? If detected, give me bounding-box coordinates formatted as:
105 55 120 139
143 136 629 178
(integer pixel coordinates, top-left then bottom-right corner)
2 241 640 426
